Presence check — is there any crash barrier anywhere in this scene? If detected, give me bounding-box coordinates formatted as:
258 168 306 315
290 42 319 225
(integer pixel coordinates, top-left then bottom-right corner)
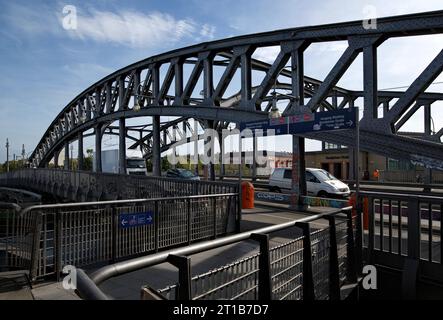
0 168 239 201
76 205 361 300
0 193 238 280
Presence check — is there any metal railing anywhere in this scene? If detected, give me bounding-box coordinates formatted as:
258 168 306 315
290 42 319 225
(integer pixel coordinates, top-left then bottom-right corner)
359 190 443 283
379 170 443 184
0 168 239 201
1 193 238 280
75 205 359 300
0 203 36 272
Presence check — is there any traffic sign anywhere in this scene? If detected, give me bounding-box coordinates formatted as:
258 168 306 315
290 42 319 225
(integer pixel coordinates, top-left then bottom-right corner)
240 107 357 135
119 212 154 229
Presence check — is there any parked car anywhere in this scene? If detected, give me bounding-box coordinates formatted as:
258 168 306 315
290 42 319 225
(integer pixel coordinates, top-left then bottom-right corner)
268 167 350 198
165 168 200 180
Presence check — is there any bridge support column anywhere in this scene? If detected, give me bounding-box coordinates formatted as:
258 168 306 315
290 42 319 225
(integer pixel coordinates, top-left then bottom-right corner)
64 142 70 170
119 118 127 175
290 136 307 210
252 134 257 181
219 129 225 180
152 115 161 177
78 132 84 171
424 103 432 191
348 147 355 180
54 150 60 168
95 125 102 173
204 120 216 181
193 120 199 176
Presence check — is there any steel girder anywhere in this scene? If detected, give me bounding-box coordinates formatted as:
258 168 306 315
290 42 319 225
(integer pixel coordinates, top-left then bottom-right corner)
30 11 443 169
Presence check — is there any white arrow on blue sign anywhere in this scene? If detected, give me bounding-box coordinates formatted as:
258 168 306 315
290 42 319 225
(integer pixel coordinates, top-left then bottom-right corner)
119 212 154 229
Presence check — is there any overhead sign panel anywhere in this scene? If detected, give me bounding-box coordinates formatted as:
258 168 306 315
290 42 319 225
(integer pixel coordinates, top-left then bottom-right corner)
240 108 357 135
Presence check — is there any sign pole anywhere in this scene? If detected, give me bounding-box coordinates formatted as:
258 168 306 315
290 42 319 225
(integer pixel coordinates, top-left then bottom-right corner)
355 107 360 205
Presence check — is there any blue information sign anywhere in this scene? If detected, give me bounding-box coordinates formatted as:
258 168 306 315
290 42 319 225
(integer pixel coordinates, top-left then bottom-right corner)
240 108 357 135
119 212 154 229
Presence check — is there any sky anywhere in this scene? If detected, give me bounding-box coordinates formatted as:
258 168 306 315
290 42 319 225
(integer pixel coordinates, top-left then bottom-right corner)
0 0 442 161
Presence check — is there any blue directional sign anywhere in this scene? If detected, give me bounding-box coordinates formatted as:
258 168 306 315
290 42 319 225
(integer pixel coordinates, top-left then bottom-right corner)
119 212 154 229
240 108 357 135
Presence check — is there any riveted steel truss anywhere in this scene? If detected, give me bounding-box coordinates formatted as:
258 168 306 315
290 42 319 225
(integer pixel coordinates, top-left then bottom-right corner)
30 10 443 170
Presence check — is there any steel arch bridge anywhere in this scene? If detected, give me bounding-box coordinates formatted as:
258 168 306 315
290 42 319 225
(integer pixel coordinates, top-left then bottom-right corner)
29 11 443 175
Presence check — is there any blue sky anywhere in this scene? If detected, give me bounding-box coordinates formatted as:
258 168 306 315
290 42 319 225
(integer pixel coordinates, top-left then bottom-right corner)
0 0 442 161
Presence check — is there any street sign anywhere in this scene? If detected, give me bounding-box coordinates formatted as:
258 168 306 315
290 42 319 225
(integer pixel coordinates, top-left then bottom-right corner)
240 107 357 135
119 212 154 229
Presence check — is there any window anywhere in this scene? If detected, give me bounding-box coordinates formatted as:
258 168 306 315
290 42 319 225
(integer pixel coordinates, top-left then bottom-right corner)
283 169 292 179
306 171 317 182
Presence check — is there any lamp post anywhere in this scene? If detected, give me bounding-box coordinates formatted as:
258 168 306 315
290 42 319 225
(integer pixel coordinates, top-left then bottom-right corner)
5 138 9 173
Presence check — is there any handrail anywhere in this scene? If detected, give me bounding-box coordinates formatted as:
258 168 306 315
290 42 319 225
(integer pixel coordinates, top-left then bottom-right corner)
76 206 352 299
20 193 238 215
358 190 443 202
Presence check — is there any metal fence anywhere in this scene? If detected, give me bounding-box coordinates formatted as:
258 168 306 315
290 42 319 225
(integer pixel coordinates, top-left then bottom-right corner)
75 205 358 301
359 191 443 284
0 168 239 201
0 193 238 280
379 170 443 184
0 203 36 272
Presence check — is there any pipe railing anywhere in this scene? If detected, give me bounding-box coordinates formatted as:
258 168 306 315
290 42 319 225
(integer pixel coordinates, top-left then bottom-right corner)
1 193 239 280
75 205 358 300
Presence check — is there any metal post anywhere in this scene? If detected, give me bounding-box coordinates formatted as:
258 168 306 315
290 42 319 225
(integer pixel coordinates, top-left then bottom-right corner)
345 209 358 282
112 207 117 262
152 115 161 177
95 125 102 173
295 221 315 300
55 212 62 281
251 233 272 300
290 136 306 210
64 142 70 170
78 132 84 170
407 198 420 259
54 150 60 169
154 200 159 252
119 118 127 175
355 107 360 202
21 144 26 168
5 138 9 172
187 198 191 245
325 216 340 300
219 129 225 180
168 255 192 300
424 103 432 191
204 120 215 181
252 134 257 181
238 130 243 231
193 120 199 176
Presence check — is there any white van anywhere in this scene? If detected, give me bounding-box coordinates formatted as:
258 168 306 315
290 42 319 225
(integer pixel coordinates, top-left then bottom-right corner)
268 167 350 198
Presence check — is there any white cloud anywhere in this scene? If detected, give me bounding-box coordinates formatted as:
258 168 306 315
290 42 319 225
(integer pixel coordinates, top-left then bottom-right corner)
60 10 215 48
3 3 216 49
200 24 216 39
